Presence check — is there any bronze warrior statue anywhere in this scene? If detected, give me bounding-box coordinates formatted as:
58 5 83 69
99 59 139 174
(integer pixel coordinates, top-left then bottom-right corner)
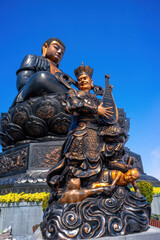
41 63 150 239
46 63 137 203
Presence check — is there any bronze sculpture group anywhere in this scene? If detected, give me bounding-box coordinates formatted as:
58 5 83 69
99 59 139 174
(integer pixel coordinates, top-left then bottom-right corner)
0 38 151 239
46 62 141 204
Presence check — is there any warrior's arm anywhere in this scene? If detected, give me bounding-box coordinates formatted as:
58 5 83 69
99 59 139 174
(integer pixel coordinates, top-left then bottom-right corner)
65 89 98 114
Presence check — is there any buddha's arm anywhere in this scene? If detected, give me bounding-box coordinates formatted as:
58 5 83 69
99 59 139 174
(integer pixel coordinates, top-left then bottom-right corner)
16 55 38 91
17 69 35 91
16 54 50 91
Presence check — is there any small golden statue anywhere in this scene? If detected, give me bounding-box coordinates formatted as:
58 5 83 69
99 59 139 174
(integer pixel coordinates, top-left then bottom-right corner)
92 168 141 196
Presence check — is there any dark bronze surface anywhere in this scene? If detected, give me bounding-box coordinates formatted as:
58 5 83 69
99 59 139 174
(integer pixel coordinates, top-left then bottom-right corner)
0 147 28 176
0 141 63 194
42 63 151 239
101 74 118 124
0 93 72 149
46 68 132 198
41 187 151 239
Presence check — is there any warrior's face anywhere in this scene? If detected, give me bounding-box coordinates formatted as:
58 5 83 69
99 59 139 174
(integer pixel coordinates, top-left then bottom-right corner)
77 74 93 91
42 41 65 64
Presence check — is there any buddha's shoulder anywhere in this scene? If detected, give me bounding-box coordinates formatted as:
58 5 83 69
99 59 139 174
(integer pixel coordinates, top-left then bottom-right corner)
20 54 45 67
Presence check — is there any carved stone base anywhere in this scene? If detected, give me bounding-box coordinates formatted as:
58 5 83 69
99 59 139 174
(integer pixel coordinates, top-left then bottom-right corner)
31 226 160 240
41 187 151 239
0 140 64 194
0 170 49 194
0 140 160 194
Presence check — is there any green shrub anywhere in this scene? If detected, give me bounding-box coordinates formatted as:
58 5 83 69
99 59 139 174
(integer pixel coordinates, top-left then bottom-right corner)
137 181 153 205
42 193 50 212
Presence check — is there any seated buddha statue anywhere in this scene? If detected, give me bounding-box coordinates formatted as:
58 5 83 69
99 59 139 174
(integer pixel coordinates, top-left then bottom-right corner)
0 38 77 147
13 37 75 105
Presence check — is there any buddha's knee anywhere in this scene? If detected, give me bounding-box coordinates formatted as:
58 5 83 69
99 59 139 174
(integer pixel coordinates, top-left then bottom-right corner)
28 71 67 93
28 71 54 87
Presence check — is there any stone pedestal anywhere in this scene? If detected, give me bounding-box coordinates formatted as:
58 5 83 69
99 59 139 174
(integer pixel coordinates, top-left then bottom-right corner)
30 226 160 240
0 140 65 194
41 187 151 239
1 139 160 194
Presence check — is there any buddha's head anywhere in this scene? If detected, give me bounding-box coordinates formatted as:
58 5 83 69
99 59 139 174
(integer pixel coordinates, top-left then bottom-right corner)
42 38 65 66
74 63 94 91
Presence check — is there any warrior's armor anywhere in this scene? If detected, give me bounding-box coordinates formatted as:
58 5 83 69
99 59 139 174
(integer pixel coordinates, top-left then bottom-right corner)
47 88 127 191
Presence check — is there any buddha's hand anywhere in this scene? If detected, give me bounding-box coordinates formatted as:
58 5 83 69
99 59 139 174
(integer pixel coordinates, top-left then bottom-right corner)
97 102 114 119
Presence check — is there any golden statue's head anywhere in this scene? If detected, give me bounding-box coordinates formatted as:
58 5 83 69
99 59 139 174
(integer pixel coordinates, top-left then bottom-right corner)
74 63 94 91
124 168 140 183
42 38 65 66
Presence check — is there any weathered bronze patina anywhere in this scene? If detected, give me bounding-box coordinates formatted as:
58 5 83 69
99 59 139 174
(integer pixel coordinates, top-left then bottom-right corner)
92 168 140 193
41 63 151 239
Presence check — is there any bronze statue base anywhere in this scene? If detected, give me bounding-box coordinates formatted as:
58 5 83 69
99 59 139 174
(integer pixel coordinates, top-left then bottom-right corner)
0 140 63 194
41 186 151 239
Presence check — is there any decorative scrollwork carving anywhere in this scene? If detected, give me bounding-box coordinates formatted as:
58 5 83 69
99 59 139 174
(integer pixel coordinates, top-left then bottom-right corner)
0 94 72 147
6 123 25 142
11 105 31 126
41 187 151 239
25 116 48 137
0 113 11 132
48 113 71 135
108 217 123 235
0 147 28 174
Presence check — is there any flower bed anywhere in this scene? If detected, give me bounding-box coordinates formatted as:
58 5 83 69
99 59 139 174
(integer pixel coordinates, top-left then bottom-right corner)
153 188 160 195
130 186 160 196
0 192 49 203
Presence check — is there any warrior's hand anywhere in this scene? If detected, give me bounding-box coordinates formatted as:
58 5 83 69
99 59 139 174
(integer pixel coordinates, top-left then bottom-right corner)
97 102 114 119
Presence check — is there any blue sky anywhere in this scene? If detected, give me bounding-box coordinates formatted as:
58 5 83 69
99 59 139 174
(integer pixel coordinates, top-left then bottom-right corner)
0 0 160 180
